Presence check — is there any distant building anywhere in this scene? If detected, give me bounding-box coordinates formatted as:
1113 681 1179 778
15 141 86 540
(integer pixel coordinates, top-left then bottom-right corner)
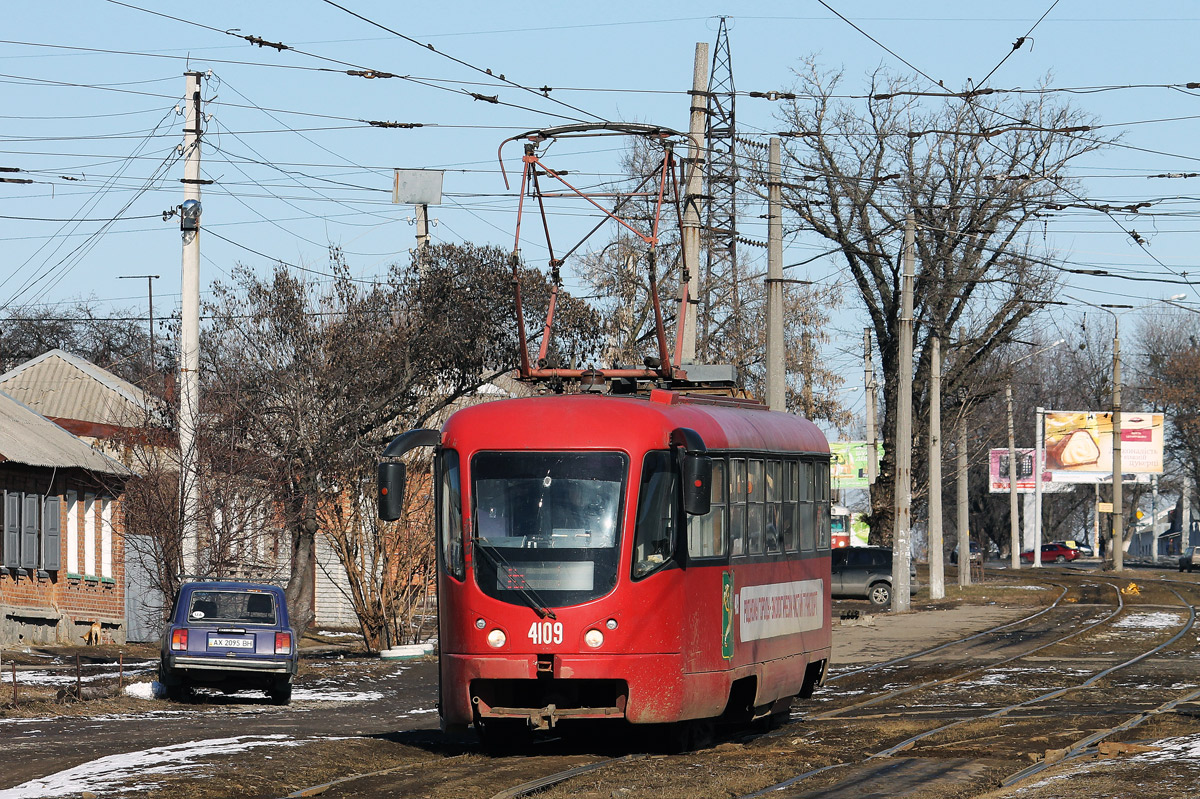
0 388 130 646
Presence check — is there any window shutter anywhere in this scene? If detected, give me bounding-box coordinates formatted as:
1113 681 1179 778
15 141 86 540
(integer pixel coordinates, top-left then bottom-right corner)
43 497 62 571
3 492 20 569
21 493 40 570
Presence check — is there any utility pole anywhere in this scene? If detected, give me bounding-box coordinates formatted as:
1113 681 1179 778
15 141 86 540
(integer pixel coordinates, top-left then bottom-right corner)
414 204 431 251
679 42 708 363
1151 474 1160 562
1034 406 1045 568
765 137 784 411
864 329 878 489
957 415 970 586
179 71 204 581
1111 321 1124 572
118 274 160 372
928 335 944 599
1005 384 1021 569
1184 473 1193 553
891 213 915 612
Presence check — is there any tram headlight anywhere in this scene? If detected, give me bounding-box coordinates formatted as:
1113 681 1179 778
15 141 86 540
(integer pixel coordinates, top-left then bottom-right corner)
584 629 604 648
486 629 506 648
605 619 618 630
475 618 486 629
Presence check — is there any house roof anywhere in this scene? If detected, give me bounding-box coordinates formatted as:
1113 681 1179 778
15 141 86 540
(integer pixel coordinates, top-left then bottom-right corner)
0 349 156 428
0 389 130 475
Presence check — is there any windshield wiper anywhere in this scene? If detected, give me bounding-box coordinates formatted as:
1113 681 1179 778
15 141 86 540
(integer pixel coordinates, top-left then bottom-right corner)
473 537 557 620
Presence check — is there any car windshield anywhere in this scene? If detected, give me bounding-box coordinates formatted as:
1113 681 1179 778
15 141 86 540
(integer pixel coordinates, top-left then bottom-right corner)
187 590 278 625
472 451 627 608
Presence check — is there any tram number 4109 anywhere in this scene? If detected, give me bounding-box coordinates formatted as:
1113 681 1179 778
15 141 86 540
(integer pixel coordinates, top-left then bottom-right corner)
528 621 564 645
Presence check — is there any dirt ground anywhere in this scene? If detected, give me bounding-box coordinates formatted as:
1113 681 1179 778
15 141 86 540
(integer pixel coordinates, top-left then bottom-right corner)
2 566 1198 798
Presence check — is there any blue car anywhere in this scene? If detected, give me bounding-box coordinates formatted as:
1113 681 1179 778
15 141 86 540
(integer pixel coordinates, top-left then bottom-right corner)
159 581 298 704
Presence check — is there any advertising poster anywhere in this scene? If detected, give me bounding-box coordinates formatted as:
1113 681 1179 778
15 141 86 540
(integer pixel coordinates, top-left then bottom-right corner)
830 441 884 489
988 448 1072 493
1044 411 1163 482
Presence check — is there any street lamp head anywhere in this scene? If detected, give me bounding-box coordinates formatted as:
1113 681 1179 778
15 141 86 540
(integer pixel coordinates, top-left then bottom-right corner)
1168 293 1187 302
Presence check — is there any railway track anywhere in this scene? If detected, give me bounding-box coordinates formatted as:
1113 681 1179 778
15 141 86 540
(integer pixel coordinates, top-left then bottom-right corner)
278 571 1200 799
734 574 1200 798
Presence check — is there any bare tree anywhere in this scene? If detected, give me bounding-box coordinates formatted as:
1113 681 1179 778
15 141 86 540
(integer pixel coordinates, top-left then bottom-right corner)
200 244 601 636
776 63 1109 542
0 299 155 384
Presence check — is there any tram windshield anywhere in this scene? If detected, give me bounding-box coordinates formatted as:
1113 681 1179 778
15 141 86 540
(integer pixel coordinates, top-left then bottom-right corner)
471 451 627 607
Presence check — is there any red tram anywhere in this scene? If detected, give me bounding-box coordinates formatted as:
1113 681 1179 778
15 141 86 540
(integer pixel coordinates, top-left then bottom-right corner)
379 388 832 742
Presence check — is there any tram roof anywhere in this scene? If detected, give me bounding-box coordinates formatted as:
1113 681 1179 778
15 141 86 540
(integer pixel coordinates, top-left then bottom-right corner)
440 390 829 456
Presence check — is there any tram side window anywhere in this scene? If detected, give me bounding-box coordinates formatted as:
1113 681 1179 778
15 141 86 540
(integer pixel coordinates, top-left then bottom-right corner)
438 449 465 580
798 460 815 552
815 460 831 549
633 451 677 579
765 460 782 554
687 458 727 558
729 458 747 557
746 459 765 555
782 460 798 552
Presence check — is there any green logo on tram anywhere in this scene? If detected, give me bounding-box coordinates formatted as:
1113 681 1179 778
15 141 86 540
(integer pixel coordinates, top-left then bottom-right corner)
721 571 734 660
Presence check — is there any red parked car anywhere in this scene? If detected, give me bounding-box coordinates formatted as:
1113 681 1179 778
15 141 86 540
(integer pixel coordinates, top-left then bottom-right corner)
1020 543 1080 564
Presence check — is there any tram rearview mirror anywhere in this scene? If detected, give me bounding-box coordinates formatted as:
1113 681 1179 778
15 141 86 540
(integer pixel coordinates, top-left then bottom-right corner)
681 454 712 516
378 461 407 521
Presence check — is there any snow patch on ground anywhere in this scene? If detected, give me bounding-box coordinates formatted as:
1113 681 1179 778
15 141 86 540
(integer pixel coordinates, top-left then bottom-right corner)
1 662 156 686
1123 733 1200 763
1113 612 1184 630
1002 585 1048 591
0 735 303 798
316 630 363 638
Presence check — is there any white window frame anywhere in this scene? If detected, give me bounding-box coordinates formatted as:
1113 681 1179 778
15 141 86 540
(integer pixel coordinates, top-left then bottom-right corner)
83 494 97 577
101 497 113 579
66 491 79 574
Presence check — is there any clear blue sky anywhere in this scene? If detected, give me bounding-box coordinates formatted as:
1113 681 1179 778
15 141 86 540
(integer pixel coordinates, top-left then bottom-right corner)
4 2 1199 419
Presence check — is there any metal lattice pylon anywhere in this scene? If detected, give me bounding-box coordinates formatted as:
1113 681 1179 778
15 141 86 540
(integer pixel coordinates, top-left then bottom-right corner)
701 17 742 364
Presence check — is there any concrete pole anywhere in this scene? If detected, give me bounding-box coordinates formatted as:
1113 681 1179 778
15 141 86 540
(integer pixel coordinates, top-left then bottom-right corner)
891 213 915 611
928 336 944 599
1094 484 1101 556
957 417 970 587
1184 473 1193 553
415 204 431 250
766 138 785 412
678 43 708 364
1034 406 1044 567
1151 474 1160 562
1006 384 1021 569
864 329 878 488
1112 321 1124 572
179 71 203 580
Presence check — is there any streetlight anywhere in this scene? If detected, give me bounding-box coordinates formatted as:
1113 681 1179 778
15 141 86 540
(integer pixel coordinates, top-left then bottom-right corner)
1077 293 1186 571
1006 339 1064 569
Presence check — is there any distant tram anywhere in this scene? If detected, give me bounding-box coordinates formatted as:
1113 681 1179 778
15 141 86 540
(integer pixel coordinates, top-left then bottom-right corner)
379 388 832 744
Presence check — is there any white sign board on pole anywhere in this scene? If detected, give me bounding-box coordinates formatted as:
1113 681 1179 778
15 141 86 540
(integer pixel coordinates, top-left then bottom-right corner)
392 169 443 205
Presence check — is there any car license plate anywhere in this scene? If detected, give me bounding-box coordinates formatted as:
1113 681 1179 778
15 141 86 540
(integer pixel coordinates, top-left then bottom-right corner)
209 637 253 649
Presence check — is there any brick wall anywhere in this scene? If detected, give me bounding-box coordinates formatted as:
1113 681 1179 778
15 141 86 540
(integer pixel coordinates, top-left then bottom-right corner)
0 463 127 647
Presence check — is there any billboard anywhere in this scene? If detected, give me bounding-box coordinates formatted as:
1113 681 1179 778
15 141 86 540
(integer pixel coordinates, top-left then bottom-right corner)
1044 411 1163 481
830 441 883 489
988 448 1071 493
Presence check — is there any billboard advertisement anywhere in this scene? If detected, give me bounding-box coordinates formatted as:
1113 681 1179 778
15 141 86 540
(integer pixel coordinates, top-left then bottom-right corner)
988 448 1071 493
1044 411 1163 482
830 441 883 489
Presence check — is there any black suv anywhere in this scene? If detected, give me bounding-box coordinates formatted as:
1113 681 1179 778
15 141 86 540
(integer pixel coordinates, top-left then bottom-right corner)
831 546 917 606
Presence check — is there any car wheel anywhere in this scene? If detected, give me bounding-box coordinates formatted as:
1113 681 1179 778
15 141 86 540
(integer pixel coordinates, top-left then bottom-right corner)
1055 555 1066 563
267 679 293 706
867 582 892 606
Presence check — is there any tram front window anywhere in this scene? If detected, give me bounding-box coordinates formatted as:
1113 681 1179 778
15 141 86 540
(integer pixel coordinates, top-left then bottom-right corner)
472 451 626 607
